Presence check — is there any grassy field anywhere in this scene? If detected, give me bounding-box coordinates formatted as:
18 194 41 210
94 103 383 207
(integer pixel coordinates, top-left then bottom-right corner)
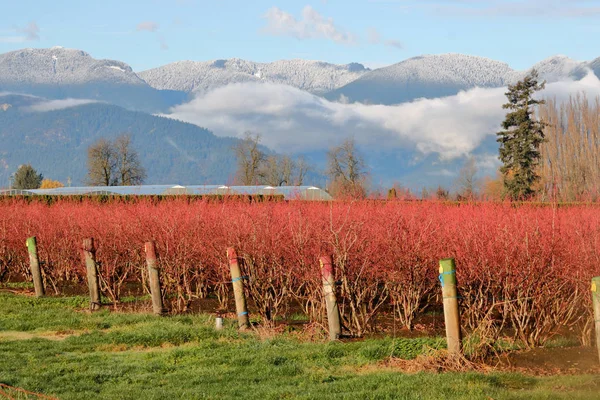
0 292 599 400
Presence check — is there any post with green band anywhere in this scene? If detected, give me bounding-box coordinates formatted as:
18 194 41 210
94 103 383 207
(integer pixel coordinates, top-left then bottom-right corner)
227 247 250 330
592 277 600 363
439 258 462 355
26 236 44 297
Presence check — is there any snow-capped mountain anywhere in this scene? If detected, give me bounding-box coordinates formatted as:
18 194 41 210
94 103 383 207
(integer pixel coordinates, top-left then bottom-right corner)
325 54 517 104
0 47 185 112
524 55 582 83
138 59 369 95
0 47 146 86
326 53 595 105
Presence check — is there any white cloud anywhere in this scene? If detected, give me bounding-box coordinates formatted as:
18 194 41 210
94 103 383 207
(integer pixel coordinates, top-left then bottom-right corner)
262 6 356 45
166 72 600 161
0 21 39 43
137 21 159 32
26 99 99 112
384 39 403 49
367 27 403 49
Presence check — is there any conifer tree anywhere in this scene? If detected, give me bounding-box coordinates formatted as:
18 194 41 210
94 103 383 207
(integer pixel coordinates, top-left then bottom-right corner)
12 164 43 190
497 69 546 200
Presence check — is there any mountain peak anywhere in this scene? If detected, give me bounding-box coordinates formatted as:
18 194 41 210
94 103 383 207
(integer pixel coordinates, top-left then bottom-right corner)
138 58 369 94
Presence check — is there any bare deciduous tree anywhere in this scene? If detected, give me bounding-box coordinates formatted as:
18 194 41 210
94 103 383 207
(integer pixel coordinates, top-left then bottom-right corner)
327 138 368 198
87 134 146 186
538 94 600 201
234 132 266 185
455 155 478 199
114 134 146 186
234 132 312 186
87 138 117 186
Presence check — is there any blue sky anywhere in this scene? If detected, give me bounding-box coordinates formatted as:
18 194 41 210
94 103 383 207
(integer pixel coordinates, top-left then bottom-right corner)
1 0 599 71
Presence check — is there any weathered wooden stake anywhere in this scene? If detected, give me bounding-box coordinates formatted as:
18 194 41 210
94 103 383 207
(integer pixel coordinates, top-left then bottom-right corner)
320 255 341 341
227 247 250 330
145 241 166 316
592 277 600 363
83 238 102 311
26 236 44 297
439 258 462 354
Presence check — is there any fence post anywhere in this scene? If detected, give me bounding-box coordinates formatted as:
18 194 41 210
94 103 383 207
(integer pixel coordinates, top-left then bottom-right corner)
83 238 102 311
26 237 44 297
145 241 166 316
320 255 341 341
227 247 250 330
439 258 462 355
592 277 600 363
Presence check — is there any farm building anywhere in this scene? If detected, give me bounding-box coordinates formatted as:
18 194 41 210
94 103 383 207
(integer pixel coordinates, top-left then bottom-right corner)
0 185 333 201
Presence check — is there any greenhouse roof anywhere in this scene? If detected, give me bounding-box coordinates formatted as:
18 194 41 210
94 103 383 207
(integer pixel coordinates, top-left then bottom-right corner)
0 185 333 200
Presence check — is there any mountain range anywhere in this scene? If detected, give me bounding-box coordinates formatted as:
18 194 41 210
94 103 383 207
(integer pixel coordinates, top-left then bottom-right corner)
1 47 599 188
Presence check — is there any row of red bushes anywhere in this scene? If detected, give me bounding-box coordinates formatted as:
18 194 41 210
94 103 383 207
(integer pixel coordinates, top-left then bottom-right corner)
1 198 598 346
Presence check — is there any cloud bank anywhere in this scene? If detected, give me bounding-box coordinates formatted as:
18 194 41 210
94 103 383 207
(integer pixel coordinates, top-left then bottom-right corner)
166 72 600 162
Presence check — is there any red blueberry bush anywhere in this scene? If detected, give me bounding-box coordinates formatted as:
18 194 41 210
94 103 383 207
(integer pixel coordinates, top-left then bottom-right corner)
1 197 599 346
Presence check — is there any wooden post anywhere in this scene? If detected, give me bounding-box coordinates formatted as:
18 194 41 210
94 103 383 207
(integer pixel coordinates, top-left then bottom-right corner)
227 247 250 330
26 237 44 297
592 277 600 362
320 255 341 341
145 241 165 316
439 258 461 354
83 238 102 311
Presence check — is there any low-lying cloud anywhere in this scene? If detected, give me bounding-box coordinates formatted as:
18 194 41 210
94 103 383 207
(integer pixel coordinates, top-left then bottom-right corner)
26 98 98 112
166 72 600 160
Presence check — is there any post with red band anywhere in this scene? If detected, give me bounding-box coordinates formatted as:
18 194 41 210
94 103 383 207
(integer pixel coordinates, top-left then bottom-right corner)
320 255 341 341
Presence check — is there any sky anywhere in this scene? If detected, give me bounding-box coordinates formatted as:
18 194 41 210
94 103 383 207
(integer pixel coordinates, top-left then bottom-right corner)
1 0 600 71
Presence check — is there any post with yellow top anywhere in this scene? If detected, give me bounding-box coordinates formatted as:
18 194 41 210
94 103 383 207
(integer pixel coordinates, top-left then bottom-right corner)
592 277 600 363
227 247 250 330
439 258 462 355
26 237 44 297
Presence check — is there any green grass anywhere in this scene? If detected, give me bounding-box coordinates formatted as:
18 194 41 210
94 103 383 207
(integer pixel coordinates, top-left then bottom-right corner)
0 293 598 399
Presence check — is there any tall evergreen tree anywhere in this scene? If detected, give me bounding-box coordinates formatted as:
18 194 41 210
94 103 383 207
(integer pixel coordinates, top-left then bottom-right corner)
497 69 546 200
12 164 43 190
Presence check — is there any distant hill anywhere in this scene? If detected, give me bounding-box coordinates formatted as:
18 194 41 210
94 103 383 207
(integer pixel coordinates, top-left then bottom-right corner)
0 47 186 113
139 58 369 95
0 94 243 186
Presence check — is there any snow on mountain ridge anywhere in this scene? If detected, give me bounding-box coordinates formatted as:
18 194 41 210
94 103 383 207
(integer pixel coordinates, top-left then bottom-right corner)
356 53 514 87
138 58 369 95
0 47 146 86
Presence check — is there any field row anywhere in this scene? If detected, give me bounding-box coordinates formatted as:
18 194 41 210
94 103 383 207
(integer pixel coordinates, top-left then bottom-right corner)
1 199 599 348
